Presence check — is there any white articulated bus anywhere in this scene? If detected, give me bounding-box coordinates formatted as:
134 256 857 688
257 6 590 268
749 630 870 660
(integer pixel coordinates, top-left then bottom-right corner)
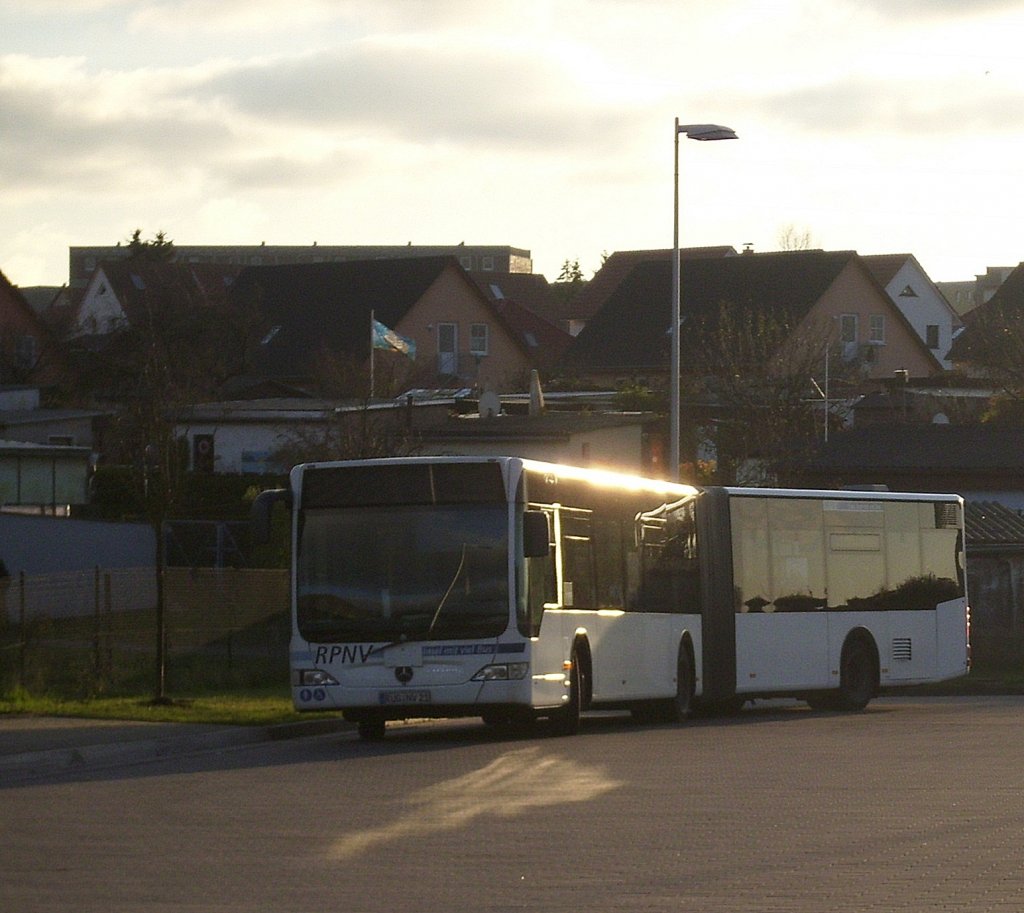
253 457 970 739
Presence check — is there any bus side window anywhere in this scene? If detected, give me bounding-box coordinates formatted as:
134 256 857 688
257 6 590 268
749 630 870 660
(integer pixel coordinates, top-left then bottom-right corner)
561 509 596 607
636 503 700 614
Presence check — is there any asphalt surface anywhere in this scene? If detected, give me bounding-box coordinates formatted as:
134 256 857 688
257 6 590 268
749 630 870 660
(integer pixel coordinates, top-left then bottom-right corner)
0 713 350 784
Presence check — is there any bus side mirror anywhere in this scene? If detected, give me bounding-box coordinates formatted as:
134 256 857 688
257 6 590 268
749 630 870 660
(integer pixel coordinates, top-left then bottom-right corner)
523 510 550 558
251 488 293 545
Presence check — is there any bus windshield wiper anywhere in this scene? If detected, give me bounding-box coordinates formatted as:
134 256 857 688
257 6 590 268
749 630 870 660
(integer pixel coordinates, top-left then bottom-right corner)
426 544 471 640
365 635 423 659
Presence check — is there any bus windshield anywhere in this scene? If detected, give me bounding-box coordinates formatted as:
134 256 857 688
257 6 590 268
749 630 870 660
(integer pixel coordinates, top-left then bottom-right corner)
296 503 510 644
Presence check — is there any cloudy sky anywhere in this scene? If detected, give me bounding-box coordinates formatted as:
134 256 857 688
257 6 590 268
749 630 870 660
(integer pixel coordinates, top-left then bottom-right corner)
2 0 1023 289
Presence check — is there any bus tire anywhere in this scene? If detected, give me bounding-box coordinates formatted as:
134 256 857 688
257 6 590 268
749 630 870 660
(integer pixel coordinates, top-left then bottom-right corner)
670 643 695 721
550 648 584 736
837 637 877 711
357 718 386 741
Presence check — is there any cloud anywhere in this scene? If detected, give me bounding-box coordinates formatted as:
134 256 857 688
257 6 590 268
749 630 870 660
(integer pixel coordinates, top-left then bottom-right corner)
0 55 239 193
198 40 650 153
847 0 1023 19
716 72 1024 137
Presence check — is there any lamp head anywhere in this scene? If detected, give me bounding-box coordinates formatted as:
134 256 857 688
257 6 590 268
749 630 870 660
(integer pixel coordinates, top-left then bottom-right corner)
677 123 738 141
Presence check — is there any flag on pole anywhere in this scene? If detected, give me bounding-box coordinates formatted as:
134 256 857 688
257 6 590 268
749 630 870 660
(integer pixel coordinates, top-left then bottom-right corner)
371 318 416 359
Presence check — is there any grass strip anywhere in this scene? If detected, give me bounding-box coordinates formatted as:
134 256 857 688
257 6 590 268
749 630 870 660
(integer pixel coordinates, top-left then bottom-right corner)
0 687 337 727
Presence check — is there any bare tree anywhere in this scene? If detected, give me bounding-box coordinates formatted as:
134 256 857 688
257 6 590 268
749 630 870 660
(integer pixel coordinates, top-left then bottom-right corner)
271 400 422 468
683 303 853 484
952 302 1024 399
777 224 814 251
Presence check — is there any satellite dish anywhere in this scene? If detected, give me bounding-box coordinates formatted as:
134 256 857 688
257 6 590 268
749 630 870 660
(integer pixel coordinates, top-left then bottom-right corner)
479 391 501 418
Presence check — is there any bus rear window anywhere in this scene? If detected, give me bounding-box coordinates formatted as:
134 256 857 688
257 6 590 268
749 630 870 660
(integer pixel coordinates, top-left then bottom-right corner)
301 462 506 508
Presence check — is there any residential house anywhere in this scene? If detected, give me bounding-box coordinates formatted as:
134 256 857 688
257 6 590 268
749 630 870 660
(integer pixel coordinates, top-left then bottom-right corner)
0 386 102 512
0 270 65 388
73 259 242 338
945 261 1024 380
233 256 565 395
861 254 962 370
173 396 456 474
173 394 659 477
565 249 944 388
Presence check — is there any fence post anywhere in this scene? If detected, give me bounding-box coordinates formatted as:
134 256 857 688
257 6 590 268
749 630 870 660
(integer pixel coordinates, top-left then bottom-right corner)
18 570 26 691
93 565 101 686
104 572 113 681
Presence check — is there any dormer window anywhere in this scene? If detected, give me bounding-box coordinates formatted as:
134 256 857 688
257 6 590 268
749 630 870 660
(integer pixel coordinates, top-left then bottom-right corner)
898 285 918 298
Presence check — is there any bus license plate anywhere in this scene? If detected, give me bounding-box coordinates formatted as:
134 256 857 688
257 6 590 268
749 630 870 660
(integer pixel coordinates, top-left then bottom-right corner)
379 689 432 705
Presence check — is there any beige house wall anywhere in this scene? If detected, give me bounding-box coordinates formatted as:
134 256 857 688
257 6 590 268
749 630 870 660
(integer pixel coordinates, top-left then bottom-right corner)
797 261 940 380
394 266 533 392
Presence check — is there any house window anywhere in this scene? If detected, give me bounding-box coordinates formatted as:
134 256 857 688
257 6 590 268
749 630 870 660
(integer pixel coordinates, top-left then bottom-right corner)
459 256 473 270
437 323 458 376
839 314 858 344
869 314 885 344
470 323 489 356
481 256 495 271
926 324 940 349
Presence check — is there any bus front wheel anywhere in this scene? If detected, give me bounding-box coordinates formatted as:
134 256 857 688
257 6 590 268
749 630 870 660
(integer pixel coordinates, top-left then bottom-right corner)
550 649 584 736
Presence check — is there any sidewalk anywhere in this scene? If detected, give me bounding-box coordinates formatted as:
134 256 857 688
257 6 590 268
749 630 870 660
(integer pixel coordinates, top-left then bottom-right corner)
0 714 349 784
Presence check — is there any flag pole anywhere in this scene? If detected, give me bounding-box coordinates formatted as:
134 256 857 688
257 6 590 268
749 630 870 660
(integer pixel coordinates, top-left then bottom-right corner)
369 309 375 399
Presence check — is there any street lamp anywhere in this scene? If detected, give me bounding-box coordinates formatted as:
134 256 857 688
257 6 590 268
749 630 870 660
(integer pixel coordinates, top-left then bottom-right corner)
670 120 738 480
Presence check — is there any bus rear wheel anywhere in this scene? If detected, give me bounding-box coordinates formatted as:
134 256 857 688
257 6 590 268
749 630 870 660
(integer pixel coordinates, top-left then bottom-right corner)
837 638 877 711
632 644 694 724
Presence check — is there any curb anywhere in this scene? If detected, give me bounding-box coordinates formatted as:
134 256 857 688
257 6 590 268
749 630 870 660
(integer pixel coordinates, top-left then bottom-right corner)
0 718 351 784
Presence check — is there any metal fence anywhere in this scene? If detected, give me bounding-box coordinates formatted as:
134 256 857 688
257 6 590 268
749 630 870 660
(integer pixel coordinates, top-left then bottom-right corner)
0 567 290 696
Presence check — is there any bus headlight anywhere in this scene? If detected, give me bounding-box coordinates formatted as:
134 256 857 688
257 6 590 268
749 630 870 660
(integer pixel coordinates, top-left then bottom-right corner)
297 669 339 686
472 662 529 682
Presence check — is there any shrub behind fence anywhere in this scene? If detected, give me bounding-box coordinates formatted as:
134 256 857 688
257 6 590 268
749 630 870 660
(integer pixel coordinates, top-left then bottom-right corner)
0 567 290 697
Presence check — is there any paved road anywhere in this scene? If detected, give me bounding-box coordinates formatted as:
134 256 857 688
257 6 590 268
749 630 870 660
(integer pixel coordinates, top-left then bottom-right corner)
3 696 1023 912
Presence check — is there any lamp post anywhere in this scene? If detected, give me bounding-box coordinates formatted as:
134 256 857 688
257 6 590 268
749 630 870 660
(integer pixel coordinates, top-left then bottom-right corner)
671 120 738 480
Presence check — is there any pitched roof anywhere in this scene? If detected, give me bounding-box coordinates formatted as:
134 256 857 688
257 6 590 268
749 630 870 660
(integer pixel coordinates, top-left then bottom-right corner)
860 253 912 287
469 271 575 365
0 269 51 335
233 256 458 377
808 424 1024 473
470 271 560 323
965 500 1024 548
569 247 737 322
946 262 1024 363
87 259 242 326
491 297 573 369
566 249 859 372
